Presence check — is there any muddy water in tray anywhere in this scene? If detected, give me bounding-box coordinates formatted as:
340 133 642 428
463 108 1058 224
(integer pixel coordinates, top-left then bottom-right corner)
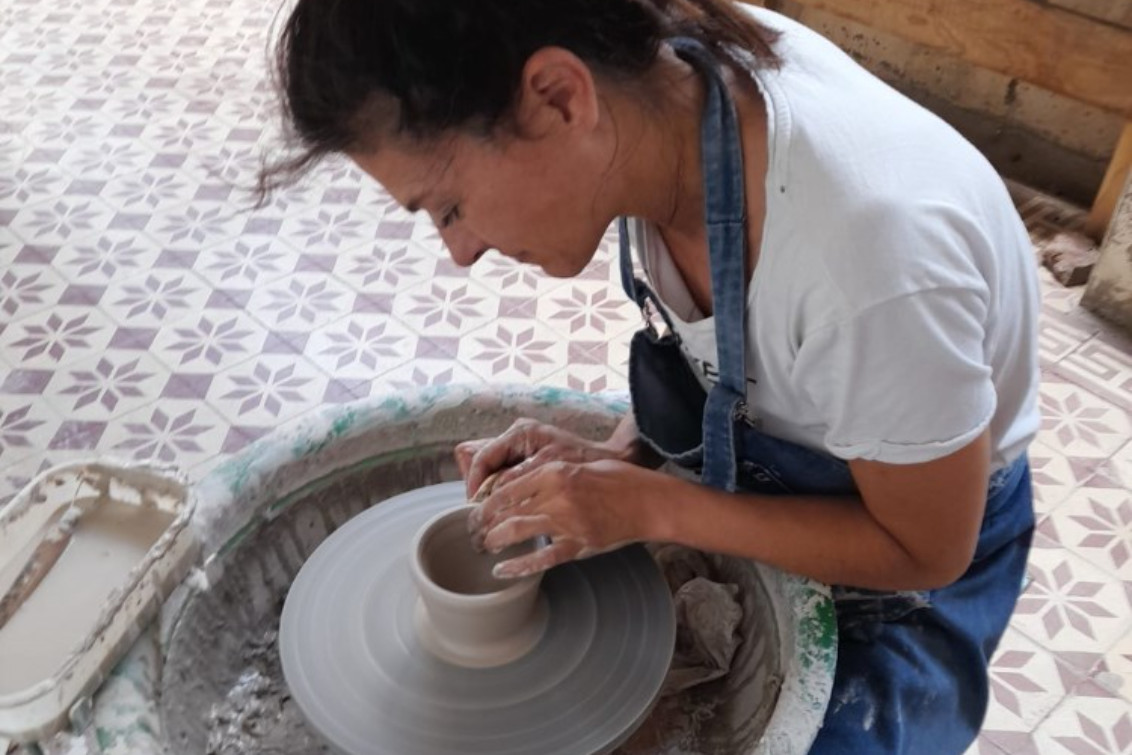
160 451 785 755
0 498 174 696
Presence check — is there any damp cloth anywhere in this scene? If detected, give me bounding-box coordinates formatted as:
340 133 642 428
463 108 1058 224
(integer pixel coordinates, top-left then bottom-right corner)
651 544 744 696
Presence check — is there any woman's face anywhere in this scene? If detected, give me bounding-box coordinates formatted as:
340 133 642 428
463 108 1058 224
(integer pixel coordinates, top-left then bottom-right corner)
352 130 613 278
350 49 619 278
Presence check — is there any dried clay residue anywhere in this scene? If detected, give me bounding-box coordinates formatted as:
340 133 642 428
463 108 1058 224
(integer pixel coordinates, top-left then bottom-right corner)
205 630 329 755
617 691 728 755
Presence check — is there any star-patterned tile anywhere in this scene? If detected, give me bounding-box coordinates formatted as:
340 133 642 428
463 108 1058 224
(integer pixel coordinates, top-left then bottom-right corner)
1014 536 1132 667
980 628 1087 752
2 0 1132 747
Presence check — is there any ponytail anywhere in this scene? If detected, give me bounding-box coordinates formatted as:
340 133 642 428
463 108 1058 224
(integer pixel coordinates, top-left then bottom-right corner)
643 0 779 66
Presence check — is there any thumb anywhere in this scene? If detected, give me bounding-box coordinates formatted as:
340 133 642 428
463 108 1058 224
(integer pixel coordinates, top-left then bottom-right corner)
455 440 489 487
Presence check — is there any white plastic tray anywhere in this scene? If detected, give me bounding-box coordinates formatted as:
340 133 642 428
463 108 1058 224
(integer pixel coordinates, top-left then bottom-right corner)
0 460 199 743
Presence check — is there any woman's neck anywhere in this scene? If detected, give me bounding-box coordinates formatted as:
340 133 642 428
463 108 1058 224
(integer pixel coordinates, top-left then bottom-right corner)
607 47 708 243
601 44 769 310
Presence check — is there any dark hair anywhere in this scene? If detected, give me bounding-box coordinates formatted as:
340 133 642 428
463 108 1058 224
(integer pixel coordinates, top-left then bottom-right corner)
257 0 779 200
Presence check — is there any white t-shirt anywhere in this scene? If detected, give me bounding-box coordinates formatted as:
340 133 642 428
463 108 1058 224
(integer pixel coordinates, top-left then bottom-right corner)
630 7 1040 471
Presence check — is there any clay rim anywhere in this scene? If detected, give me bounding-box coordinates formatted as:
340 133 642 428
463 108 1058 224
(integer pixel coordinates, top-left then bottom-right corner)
410 506 541 604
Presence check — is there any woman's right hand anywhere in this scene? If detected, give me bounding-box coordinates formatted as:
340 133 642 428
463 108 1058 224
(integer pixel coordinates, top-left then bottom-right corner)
455 418 633 499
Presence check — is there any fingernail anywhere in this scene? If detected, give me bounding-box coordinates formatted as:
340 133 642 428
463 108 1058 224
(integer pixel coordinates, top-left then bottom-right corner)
492 564 520 580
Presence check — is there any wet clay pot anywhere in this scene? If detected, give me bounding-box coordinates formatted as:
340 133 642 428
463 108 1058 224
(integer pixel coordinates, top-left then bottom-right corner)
410 506 547 669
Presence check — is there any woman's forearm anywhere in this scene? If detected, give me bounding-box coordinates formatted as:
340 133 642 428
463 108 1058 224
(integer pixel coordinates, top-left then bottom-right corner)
645 475 956 591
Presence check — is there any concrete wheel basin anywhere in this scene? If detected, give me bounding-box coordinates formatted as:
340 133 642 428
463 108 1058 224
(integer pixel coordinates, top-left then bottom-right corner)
153 386 835 755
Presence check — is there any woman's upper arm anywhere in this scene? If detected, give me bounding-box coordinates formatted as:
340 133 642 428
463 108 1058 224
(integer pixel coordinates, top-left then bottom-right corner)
848 428 991 587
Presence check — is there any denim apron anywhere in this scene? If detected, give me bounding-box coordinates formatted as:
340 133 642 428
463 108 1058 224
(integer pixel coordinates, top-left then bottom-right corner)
620 37 1035 754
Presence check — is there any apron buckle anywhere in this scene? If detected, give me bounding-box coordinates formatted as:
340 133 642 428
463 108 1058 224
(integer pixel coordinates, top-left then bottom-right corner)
640 297 664 338
734 399 759 428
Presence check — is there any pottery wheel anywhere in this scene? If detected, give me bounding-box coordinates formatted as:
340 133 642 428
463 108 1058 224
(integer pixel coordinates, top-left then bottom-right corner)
279 482 676 755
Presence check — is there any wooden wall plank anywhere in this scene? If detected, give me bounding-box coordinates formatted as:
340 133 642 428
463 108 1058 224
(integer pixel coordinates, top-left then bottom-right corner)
751 0 1132 117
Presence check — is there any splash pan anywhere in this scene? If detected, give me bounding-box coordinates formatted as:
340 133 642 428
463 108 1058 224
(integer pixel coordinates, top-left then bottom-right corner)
156 386 835 755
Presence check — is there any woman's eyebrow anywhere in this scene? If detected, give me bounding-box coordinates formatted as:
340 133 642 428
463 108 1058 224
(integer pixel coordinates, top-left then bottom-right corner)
405 154 455 212
404 190 433 213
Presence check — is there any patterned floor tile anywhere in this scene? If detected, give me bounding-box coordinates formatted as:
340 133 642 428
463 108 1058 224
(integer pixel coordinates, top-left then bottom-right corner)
1029 440 1107 518
1014 537 1132 667
102 399 229 469
1097 628 1132 704
367 359 485 396
51 230 162 285
0 304 117 370
1030 681 1132 754
206 354 329 427
41 350 170 421
1092 440 1132 493
0 260 68 323
1037 374 1132 460
982 628 1084 746
609 329 633 375
459 318 570 384
0 396 63 471
99 166 200 216
246 272 357 331
963 736 1010 755
193 233 304 291
540 363 630 395
148 309 270 374
277 203 389 257
100 267 213 330
0 226 23 268
1039 313 1094 367
537 278 639 342
7 194 117 247
392 276 500 339
331 237 438 297
1040 487 1132 582
0 163 72 212
304 312 418 381
1055 329 1132 413
144 199 247 249
470 252 575 300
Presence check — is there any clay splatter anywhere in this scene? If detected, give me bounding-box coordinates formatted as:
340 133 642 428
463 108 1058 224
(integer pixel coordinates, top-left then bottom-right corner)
204 630 328 755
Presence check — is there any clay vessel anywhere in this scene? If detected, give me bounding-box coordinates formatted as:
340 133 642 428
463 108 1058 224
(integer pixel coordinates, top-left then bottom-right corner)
410 506 546 668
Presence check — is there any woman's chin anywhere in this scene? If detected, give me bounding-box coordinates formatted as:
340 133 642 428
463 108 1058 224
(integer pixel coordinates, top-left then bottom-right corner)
540 253 596 279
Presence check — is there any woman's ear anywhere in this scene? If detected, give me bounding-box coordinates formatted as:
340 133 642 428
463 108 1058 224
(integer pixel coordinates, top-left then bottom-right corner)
513 47 601 139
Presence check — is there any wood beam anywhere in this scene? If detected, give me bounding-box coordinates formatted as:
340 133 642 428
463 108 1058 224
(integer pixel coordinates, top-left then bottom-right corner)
1087 121 1132 240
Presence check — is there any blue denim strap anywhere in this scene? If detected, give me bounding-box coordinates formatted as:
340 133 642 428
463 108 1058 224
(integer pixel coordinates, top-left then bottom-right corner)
615 37 751 492
617 217 680 337
670 37 750 492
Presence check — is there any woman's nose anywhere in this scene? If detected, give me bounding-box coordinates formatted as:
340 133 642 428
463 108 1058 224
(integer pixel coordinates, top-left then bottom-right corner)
439 226 489 268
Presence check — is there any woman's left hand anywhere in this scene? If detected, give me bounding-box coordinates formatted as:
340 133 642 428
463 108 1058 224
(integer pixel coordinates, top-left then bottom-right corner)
468 459 663 579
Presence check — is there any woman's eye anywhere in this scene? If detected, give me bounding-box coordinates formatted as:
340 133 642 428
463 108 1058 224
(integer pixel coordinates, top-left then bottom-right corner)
440 205 460 228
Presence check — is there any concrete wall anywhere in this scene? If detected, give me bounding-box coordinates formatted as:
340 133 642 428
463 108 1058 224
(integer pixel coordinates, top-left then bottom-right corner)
1083 173 1132 330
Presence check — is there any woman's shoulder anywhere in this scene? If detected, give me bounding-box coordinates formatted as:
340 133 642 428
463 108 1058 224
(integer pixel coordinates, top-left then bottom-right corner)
743 7 1005 217
744 11 1026 317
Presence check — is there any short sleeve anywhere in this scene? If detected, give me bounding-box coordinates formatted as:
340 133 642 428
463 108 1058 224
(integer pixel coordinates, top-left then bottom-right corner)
792 286 996 464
